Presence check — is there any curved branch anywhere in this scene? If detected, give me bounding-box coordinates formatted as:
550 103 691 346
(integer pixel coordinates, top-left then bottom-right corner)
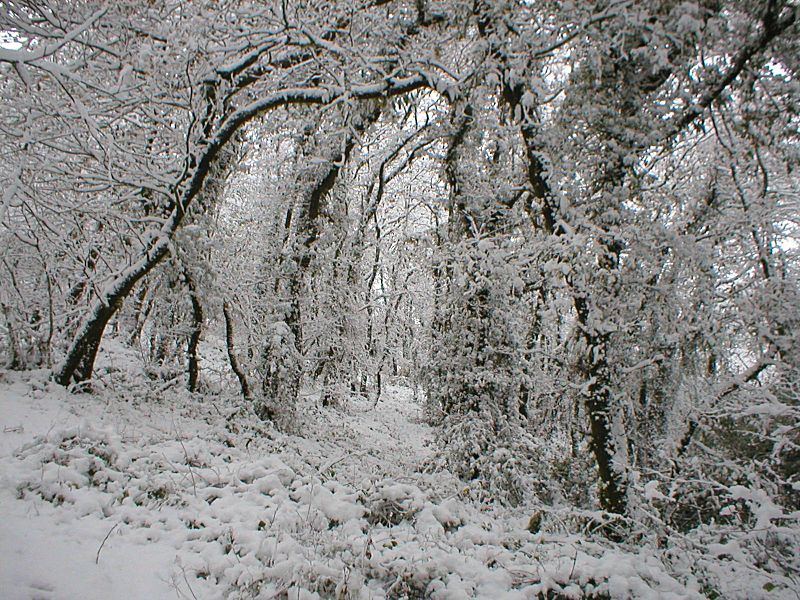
54 73 448 386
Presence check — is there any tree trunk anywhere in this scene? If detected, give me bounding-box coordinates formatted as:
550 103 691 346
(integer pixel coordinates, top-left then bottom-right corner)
223 300 252 402
185 269 204 393
1 302 21 370
54 76 428 388
517 115 629 514
574 296 627 515
54 243 170 386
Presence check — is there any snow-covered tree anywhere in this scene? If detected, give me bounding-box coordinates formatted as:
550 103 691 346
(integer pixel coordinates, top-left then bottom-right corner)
1 0 797 528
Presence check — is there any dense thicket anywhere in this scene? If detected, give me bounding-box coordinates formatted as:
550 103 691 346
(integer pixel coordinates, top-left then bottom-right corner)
1 0 798 554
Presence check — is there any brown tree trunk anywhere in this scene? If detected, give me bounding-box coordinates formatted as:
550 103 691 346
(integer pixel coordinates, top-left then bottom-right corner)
1 302 21 370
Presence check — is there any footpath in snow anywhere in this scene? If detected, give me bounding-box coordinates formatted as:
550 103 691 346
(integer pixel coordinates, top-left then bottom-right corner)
0 364 729 599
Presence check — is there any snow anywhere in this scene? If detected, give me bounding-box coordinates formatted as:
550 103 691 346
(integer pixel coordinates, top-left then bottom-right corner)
0 356 794 599
0 375 182 599
0 501 179 600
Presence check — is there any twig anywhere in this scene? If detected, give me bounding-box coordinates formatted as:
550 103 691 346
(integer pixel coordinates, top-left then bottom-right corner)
95 522 120 564
568 546 578 580
170 414 198 496
182 566 199 600
181 439 198 496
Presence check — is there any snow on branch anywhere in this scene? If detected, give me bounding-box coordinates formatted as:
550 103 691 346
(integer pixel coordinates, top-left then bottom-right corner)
660 4 796 144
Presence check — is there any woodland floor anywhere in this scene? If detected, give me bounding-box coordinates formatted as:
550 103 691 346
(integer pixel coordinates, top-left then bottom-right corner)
0 341 786 599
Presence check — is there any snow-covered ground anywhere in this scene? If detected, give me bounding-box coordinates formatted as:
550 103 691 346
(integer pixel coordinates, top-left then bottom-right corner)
0 353 791 599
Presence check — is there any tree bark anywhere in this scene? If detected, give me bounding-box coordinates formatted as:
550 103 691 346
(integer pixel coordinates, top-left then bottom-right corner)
184 268 203 393
223 300 252 402
54 245 169 386
573 296 627 515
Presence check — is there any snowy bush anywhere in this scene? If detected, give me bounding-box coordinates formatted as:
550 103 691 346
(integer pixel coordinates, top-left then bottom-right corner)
435 411 544 507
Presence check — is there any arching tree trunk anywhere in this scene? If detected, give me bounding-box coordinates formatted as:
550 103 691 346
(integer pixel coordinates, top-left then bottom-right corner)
53 76 434 388
54 246 169 386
